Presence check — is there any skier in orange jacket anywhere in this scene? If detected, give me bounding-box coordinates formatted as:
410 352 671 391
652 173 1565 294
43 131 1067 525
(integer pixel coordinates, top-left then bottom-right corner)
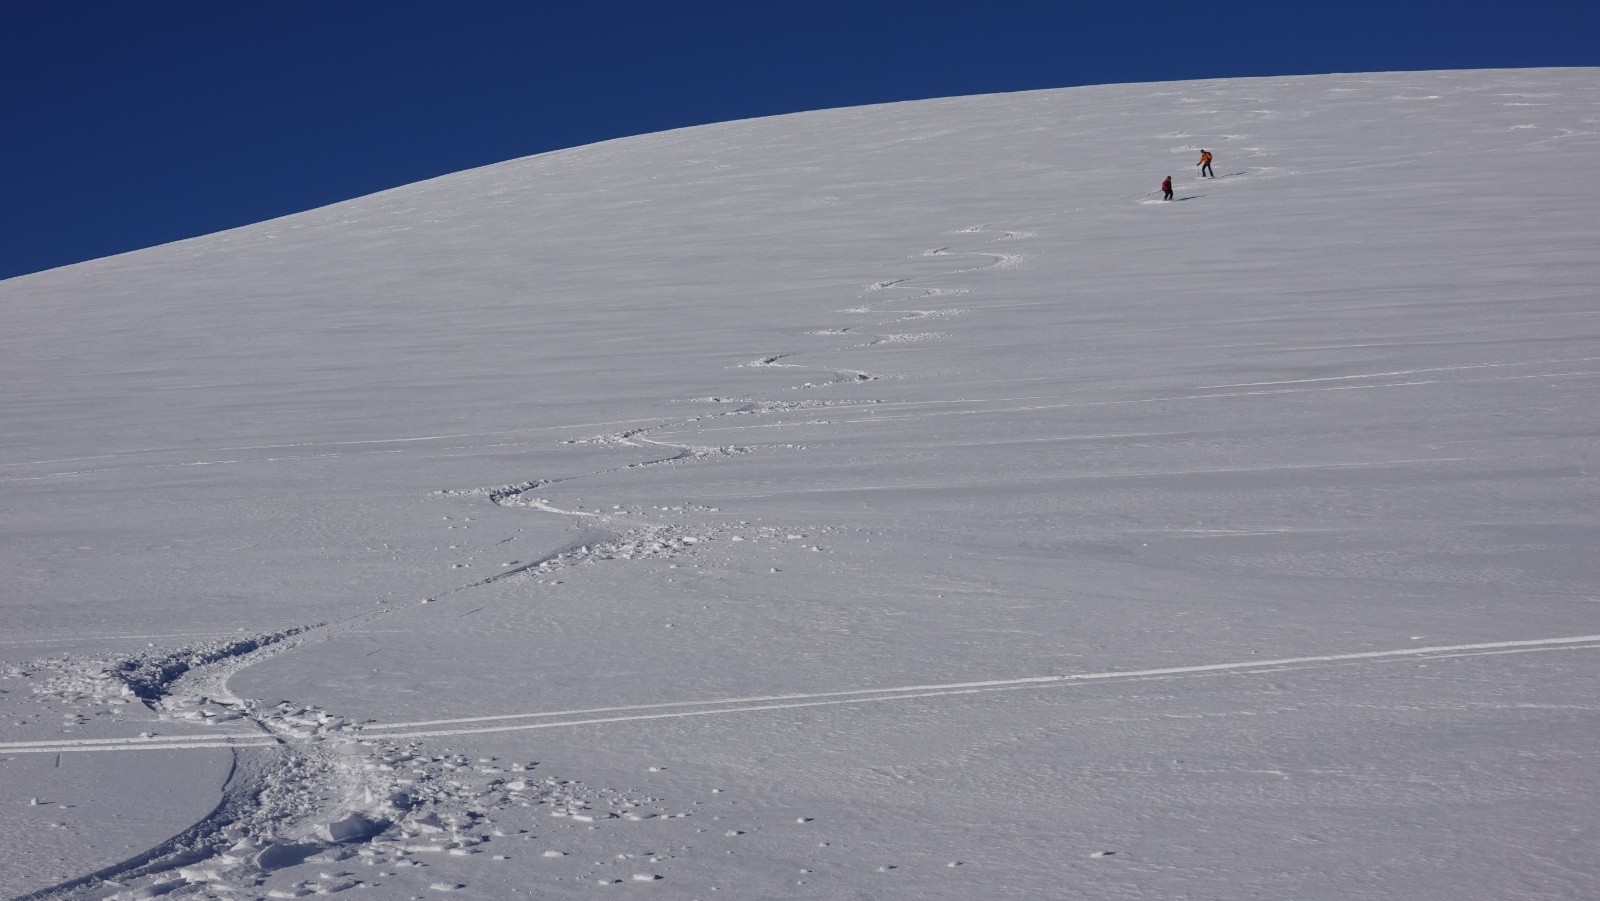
1197 149 1214 178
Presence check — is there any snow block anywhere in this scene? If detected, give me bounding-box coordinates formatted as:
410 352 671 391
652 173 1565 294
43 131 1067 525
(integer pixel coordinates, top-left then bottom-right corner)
254 840 321 871
324 811 385 843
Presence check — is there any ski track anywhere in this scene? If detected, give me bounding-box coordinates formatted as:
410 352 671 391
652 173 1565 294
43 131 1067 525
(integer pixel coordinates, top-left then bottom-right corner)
8 635 1598 755
0 632 244 648
359 635 1600 735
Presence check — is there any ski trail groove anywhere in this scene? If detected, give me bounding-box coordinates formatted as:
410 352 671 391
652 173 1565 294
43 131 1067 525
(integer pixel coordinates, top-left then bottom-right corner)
349 634 1600 738
8 635 1596 755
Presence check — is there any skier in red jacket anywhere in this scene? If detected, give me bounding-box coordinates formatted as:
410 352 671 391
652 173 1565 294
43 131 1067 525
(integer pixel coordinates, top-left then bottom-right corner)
1162 176 1174 200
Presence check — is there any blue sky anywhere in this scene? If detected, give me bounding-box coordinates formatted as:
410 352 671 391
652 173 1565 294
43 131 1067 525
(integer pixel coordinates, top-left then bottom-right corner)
3 1 1594 280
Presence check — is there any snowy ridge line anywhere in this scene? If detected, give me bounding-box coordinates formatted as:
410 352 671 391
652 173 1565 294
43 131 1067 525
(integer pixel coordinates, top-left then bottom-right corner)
356 634 1600 735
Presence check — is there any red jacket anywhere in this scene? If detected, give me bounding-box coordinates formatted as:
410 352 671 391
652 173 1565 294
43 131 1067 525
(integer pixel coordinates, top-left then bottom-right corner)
1161 177 1173 191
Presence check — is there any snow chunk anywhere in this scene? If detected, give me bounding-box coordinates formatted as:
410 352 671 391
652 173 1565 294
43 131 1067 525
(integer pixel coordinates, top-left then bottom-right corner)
323 811 384 843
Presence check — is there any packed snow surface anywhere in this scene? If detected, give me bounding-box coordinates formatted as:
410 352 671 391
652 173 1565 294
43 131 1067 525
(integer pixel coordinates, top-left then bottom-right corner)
3 68 1599 899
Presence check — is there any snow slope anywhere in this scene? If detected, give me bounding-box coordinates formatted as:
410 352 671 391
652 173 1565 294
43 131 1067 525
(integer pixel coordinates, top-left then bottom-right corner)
3 68 1598 899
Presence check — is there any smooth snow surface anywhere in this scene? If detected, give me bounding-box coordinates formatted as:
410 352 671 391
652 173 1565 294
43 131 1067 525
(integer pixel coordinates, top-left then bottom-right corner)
3 68 1599 900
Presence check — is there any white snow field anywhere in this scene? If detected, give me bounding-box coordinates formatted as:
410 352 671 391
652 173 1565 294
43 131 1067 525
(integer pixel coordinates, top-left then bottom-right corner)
3 67 1599 899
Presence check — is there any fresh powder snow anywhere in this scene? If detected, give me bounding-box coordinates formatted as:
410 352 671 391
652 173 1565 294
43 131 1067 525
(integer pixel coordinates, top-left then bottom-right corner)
2 68 1598 899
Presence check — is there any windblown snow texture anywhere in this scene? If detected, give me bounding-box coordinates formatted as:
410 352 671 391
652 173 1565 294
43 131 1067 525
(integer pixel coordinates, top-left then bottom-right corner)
3 68 1599 900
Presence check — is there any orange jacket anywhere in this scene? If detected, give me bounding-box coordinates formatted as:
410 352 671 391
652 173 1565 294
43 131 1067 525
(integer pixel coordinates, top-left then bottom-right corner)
1197 151 1212 165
